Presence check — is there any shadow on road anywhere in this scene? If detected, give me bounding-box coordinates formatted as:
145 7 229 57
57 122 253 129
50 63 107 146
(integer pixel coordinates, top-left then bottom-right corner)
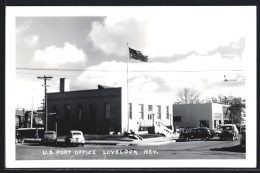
210 145 245 153
22 143 44 146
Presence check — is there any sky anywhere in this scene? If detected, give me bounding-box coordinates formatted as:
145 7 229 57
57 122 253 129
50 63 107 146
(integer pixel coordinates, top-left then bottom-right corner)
14 7 255 110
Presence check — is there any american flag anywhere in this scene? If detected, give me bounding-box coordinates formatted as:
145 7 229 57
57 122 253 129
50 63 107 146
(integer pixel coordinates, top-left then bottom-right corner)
129 47 148 62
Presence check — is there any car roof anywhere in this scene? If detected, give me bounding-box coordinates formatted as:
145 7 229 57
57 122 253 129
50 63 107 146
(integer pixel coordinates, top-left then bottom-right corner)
70 130 83 133
222 124 236 126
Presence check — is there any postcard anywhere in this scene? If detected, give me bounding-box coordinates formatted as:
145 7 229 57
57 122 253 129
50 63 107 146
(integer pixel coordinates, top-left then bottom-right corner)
5 6 257 168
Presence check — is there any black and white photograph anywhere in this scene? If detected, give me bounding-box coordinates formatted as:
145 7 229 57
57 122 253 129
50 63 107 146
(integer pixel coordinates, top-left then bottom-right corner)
5 6 256 168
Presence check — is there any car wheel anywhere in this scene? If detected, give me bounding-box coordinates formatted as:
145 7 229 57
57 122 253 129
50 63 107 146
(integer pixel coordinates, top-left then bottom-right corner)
81 144 84 147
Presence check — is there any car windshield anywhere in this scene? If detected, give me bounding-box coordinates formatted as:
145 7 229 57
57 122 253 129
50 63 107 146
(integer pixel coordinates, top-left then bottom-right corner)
72 132 82 135
222 126 233 130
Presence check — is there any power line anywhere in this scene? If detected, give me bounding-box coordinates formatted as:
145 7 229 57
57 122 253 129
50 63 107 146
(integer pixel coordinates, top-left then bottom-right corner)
16 67 244 73
16 72 106 79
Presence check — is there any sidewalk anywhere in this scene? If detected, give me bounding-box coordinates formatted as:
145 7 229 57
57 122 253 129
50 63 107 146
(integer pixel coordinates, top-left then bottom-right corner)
84 133 180 146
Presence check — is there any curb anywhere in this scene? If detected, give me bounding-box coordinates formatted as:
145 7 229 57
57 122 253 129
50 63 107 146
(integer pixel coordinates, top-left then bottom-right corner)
84 138 177 146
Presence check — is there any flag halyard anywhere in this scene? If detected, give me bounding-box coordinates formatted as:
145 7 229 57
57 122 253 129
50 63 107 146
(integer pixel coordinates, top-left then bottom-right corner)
129 47 148 62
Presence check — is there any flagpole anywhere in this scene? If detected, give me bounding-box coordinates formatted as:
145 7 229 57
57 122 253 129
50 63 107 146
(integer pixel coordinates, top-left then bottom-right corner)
126 43 129 132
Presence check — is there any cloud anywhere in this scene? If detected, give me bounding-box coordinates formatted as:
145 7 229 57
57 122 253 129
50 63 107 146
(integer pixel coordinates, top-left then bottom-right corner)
88 8 252 58
33 42 87 68
207 37 245 59
25 35 39 48
72 51 245 100
88 17 148 56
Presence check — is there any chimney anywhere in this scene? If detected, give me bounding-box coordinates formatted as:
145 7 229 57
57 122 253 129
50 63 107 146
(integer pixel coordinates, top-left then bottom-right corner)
60 78 70 92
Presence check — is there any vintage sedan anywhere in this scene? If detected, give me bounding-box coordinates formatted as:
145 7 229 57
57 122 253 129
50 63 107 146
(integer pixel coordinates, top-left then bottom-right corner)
219 124 239 141
178 127 215 141
42 131 57 145
65 130 85 147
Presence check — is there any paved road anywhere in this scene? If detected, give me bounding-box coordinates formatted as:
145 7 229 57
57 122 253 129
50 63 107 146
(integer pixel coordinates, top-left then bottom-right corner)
16 138 245 160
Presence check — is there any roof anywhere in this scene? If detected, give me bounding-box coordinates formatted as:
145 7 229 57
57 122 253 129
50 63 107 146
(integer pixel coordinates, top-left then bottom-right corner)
98 85 115 89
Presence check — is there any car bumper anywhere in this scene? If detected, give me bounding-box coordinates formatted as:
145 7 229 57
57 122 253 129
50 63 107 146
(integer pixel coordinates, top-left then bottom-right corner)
69 139 85 144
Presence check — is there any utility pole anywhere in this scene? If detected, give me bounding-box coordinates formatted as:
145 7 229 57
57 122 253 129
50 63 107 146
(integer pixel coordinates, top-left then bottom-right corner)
37 75 53 132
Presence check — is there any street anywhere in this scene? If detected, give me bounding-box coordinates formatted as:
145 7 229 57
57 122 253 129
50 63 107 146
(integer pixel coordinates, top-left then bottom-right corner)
16 138 245 160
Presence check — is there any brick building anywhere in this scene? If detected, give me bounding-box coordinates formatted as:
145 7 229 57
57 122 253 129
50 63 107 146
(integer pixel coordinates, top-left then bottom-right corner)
47 79 173 136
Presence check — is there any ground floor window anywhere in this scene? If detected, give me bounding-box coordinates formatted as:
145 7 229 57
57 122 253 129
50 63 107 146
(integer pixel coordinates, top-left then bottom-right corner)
105 103 111 119
148 105 153 119
166 106 169 119
77 104 83 120
64 105 71 120
90 104 96 119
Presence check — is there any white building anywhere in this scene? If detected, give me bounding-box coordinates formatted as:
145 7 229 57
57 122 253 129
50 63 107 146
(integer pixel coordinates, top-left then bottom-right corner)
172 103 230 130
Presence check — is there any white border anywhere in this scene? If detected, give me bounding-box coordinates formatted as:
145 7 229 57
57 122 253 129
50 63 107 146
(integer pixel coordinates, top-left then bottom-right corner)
6 6 257 168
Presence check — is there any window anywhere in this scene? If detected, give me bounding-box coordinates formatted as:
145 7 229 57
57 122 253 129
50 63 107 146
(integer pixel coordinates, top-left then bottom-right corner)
148 105 153 119
64 105 71 120
214 120 216 128
105 104 111 119
157 106 161 119
148 105 153 111
138 104 144 119
219 120 222 125
90 104 96 119
166 106 169 119
77 104 83 120
128 103 132 119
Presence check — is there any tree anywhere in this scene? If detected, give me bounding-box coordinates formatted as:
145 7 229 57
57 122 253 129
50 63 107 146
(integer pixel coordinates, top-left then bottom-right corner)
176 88 201 104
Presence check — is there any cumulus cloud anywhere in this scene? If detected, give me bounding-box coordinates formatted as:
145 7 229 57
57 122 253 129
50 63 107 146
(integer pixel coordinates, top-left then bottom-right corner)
88 17 148 56
88 7 252 58
33 42 87 68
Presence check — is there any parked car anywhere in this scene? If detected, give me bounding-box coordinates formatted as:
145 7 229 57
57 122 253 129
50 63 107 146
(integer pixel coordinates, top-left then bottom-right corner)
178 127 215 141
42 131 57 145
65 130 85 147
219 124 239 141
240 130 246 149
